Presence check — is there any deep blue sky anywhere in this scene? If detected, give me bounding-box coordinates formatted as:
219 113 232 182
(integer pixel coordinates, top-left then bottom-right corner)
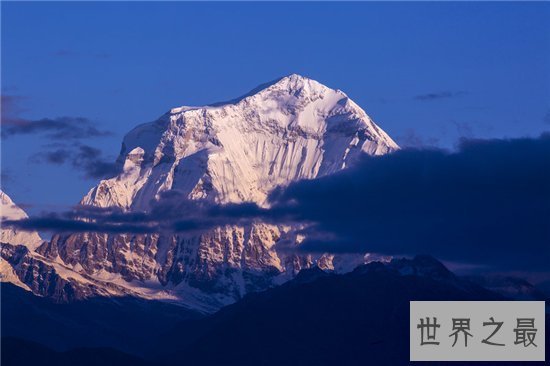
1 1 549 214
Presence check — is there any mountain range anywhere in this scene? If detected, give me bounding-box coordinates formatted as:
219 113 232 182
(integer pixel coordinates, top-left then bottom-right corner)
1 74 398 312
1 75 547 366
4 255 547 366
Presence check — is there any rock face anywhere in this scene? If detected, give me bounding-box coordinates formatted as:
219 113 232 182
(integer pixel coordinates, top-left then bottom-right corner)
0 190 55 295
0 192 167 303
1 243 93 302
3 74 399 311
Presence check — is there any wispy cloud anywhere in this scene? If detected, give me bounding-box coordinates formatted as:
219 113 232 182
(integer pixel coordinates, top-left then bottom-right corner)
2 94 116 179
414 91 468 101
30 143 119 179
53 49 74 57
4 197 272 235
1 95 27 116
1 94 112 140
451 120 475 139
395 129 440 148
1 170 14 187
2 117 112 140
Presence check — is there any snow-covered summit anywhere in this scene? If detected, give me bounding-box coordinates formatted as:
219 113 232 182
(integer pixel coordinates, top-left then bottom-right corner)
0 189 42 249
83 74 398 209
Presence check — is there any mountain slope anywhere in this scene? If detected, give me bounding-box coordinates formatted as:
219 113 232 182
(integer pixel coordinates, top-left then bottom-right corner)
29 74 399 310
1 190 46 291
1 338 155 366
3 257 547 366
1 283 200 357
153 256 512 366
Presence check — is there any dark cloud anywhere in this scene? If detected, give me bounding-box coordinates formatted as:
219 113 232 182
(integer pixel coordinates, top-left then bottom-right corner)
30 143 119 179
71 145 120 179
270 133 550 272
1 117 111 140
3 196 272 235
9 214 154 235
6 134 550 273
1 94 112 140
38 148 70 164
414 91 468 101
2 94 116 178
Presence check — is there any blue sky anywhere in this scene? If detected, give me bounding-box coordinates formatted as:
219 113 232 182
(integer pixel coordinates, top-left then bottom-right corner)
1 1 549 214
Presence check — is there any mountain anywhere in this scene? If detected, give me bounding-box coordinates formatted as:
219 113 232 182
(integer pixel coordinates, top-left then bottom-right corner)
1 282 200 357
0 190 42 249
152 256 513 366
7 256 540 366
464 274 549 301
1 191 167 302
1 338 155 366
82 74 397 209
9 74 398 311
0 190 46 292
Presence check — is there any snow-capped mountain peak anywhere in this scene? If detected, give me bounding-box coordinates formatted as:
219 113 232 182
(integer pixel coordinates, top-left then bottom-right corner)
83 74 398 209
0 190 42 249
